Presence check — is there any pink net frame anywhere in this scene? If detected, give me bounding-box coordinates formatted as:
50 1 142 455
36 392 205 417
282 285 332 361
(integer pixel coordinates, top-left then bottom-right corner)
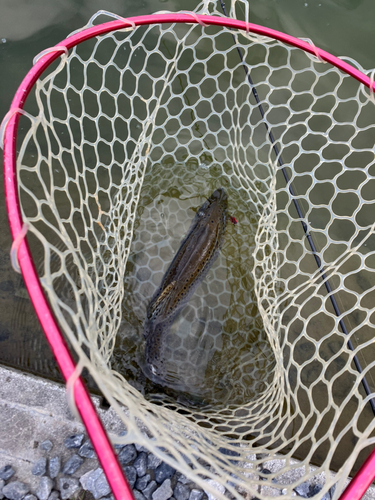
2 12 375 500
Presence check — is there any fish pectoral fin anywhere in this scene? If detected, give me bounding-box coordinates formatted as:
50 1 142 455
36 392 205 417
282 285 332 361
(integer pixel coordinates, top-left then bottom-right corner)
149 281 176 318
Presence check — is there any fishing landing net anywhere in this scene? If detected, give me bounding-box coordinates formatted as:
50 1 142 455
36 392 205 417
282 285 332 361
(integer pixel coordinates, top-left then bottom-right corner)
3 1 375 499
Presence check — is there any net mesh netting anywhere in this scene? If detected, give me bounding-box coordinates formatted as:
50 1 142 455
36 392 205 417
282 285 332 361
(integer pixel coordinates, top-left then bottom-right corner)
13 0 375 498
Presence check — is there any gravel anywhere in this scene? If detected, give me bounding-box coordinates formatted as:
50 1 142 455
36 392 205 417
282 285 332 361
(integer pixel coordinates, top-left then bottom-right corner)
63 434 85 449
118 445 137 466
58 478 80 500
203 479 226 500
133 453 147 477
123 467 137 489
135 444 149 453
2 482 29 500
79 441 96 459
133 491 147 500
24 495 37 500
80 468 111 500
31 459 47 477
39 442 53 453
152 479 173 500
155 463 175 484
48 458 60 479
147 454 162 470
143 481 158 500
62 454 84 475
91 471 111 500
47 492 59 500
189 489 204 500
294 482 313 498
174 482 190 500
0 430 207 500
177 475 191 486
135 474 151 491
294 482 324 499
36 477 53 500
0 467 15 481
0 429 339 500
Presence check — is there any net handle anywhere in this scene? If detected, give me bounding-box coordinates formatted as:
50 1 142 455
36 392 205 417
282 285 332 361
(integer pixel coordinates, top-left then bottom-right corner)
2 13 375 500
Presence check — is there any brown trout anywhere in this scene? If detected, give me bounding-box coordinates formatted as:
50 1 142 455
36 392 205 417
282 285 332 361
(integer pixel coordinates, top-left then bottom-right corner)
143 188 228 384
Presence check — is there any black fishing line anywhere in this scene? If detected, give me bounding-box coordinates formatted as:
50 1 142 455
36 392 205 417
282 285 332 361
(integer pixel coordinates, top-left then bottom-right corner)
219 0 375 416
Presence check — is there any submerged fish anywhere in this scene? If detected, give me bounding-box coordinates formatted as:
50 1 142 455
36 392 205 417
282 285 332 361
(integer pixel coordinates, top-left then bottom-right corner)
143 188 228 383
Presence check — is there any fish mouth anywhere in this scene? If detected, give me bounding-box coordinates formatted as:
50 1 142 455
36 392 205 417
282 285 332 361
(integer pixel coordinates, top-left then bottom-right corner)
210 188 227 203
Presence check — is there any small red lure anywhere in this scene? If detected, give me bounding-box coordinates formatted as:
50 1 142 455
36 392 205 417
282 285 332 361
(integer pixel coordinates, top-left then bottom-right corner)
230 215 238 225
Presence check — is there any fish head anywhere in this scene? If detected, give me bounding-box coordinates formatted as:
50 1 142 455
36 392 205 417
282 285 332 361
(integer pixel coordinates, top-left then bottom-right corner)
196 188 228 223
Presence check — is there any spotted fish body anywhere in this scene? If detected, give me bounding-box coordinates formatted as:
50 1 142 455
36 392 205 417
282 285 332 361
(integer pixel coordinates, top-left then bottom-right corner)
143 188 228 383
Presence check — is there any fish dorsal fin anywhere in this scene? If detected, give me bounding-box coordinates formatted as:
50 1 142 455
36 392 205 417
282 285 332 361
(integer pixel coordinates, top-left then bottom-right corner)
149 281 176 319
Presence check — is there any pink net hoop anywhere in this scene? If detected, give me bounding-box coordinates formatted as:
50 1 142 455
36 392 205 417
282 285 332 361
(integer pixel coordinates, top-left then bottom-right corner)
3 12 375 500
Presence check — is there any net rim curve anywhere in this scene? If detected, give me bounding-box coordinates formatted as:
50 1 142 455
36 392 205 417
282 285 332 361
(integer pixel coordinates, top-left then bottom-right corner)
2 12 375 500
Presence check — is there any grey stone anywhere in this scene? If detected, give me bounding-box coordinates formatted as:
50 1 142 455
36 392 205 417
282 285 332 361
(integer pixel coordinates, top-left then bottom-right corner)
203 479 226 500
155 463 175 484
308 484 322 498
143 481 157 500
64 434 85 449
0 466 15 481
48 458 61 479
80 468 110 500
147 454 162 470
0 479 4 500
62 455 84 475
260 469 271 478
294 482 311 498
123 467 137 489
40 441 53 452
47 492 60 500
152 479 173 500
114 431 127 450
36 477 53 500
177 476 190 486
181 454 192 466
328 485 337 499
80 468 101 491
79 441 96 459
3 481 30 500
135 444 149 453
58 478 80 500
218 447 240 458
93 472 111 500
32 458 47 477
174 483 189 500
24 495 37 500
135 475 151 492
117 445 137 466
189 490 203 500
133 491 146 500
134 453 147 477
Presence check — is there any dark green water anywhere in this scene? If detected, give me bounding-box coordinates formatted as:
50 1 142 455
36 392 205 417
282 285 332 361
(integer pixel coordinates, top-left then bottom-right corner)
1 0 374 384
